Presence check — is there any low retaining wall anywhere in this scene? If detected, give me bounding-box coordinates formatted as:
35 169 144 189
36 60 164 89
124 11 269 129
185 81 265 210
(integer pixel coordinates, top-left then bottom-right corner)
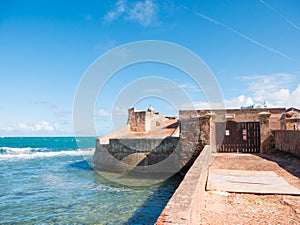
156 145 212 225
109 137 179 154
94 137 179 168
93 136 184 173
274 130 300 158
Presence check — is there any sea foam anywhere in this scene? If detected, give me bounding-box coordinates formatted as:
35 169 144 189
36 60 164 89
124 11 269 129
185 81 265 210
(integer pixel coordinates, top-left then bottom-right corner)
0 147 48 152
0 148 94 160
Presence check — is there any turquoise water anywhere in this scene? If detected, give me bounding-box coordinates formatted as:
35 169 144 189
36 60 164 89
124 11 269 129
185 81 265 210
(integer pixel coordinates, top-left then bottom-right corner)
0 137 181 224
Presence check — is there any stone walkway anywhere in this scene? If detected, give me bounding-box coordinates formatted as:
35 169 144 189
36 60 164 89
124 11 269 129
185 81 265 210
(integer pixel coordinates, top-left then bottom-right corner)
200 152 300 224
207 169 300 195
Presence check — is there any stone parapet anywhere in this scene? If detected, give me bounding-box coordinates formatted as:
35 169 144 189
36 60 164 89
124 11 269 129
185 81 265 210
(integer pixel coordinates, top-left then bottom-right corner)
155 145 212 225
274 130 300 158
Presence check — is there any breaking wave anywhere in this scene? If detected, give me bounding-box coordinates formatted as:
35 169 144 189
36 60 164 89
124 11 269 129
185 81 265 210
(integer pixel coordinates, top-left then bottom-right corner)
0 147 48 152
0 148 94 160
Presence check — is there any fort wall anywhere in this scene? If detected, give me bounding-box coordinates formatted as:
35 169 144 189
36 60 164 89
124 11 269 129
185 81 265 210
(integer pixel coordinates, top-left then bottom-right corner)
274 130 300 158
93 107 298 174
155 145 212 225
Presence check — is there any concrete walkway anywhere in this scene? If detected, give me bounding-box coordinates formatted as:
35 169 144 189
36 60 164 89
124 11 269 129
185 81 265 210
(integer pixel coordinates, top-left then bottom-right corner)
200 152 300 224
207 169 300 195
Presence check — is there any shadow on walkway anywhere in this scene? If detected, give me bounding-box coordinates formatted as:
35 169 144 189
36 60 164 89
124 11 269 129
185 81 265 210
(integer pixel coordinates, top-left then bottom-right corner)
258 150 300 180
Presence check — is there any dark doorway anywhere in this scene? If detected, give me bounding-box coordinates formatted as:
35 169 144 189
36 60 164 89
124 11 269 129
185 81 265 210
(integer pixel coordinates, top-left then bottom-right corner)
215 121 260 153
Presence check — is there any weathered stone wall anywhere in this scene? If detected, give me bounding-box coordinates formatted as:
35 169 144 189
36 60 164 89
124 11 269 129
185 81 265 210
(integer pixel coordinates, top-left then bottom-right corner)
179 108 285 122
127 108 170 132
179 110 213 120
286 120 300 130
274 130 300 158
93 137 180 170
93 113 210 172
128 109 147 132
179 108 286 153
149 113 167 130
98 125 130 144
95 108 287 174
178 115 210 169
109 137 179 165
179 111 211 144
93 141 116 171
224 108 285 122
155 145 212 225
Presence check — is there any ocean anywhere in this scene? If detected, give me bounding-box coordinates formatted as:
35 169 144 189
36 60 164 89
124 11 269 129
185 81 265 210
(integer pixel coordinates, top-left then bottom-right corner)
0 137 181 224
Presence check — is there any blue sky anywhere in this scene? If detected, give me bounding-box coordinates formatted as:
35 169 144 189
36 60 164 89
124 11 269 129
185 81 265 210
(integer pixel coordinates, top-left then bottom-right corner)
1 0 300 136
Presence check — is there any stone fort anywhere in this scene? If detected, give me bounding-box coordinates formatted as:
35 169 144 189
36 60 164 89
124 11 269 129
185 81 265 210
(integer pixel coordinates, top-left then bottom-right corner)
92 105 300 172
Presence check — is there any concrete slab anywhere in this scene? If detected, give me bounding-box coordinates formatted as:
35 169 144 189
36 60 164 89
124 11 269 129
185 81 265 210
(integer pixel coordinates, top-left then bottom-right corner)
207 169 300 195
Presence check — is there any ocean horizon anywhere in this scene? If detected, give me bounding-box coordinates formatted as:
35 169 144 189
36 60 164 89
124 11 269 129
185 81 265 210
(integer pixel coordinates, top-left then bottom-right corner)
0 137 181 224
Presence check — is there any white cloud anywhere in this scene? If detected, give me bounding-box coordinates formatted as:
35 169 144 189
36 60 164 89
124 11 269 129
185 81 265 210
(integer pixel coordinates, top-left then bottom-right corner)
2 127 13 132
240 73 295 102
224 95 254 109
104 0 159 27
104 0 126 22
178 83 202 93
113 106 128 115
177 72 300 110
238 73 300 108
97 107 128 117
271 84 300 107
0 120 65 136
179 101 222 110
97 109 111 117
18 121 58 132
127 0 158 26
111 47 130 58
